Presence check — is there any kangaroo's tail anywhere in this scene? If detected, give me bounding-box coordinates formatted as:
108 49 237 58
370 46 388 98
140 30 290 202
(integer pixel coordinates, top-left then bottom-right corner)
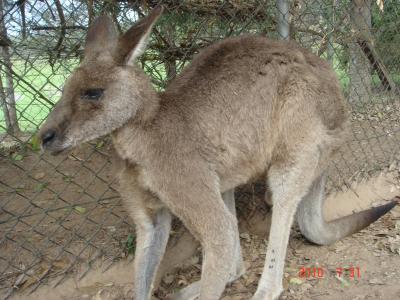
296 174 397 245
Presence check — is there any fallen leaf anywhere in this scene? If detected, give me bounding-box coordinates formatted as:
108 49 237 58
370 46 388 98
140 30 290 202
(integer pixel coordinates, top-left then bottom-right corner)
52 258 70 270
74 206 87 214
35 182 48 192
289 277 303 285
29 135 41 152
11 153 23 161
96 140 105 149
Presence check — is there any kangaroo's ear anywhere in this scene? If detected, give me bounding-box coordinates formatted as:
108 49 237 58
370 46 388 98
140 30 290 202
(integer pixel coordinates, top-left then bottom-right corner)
84 15 118 60
116 5 164 65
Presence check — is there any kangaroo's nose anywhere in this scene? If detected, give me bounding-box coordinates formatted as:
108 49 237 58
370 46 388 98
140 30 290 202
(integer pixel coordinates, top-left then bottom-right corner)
41 129 57 147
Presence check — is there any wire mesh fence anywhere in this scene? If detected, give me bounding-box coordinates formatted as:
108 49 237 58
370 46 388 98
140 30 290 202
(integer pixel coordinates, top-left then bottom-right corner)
0 0 399 298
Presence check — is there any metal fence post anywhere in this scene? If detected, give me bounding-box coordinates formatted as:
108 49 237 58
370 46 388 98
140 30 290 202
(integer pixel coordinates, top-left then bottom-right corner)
277 0 290 40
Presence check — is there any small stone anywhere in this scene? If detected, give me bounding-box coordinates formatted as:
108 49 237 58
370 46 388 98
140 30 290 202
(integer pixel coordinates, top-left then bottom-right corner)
301 283 312 292
107 226 116 232
163 274 175 285
369 278 385 285
389 162 397 171
240 233 251 241
395 220 400 230
33 172 45 180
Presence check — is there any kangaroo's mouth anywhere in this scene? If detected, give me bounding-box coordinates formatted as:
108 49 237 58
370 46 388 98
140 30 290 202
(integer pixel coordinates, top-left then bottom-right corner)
40 135 73 156
42 142 72 156
48 144 72 156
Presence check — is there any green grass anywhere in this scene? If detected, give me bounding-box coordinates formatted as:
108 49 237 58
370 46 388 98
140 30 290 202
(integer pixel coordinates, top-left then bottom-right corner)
0 59 78 133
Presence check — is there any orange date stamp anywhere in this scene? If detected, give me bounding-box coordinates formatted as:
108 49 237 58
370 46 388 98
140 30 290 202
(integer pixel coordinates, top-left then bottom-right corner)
299 266 361 279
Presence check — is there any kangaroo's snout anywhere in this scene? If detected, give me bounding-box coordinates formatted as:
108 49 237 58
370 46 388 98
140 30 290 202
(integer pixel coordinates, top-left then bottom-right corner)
39 127 69 155
41 129 57 148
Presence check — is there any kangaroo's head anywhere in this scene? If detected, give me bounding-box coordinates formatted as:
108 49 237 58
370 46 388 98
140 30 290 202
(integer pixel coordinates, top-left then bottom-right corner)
39 6 163 154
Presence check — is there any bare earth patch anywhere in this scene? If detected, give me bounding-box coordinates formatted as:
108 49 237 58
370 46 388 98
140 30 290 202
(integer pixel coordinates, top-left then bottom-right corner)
12 177 400 300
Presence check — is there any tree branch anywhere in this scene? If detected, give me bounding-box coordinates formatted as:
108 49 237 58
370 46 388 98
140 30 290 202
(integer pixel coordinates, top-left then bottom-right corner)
53 0 67 61
32 25 86 31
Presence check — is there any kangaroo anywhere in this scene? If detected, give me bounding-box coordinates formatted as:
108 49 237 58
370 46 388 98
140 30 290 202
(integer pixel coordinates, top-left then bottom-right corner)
38 6 396 300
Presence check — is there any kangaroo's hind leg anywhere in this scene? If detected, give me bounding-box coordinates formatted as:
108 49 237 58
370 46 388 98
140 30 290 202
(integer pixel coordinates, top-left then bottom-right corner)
165 189 244 300
153 161 243 300
155 226 198 289
252 149 321 300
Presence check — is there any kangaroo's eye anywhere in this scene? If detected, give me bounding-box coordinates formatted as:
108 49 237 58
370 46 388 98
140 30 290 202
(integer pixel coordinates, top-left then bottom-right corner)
81 89 104 100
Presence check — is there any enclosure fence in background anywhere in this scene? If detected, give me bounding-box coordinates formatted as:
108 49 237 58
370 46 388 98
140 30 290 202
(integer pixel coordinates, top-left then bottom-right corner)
0 0 399 298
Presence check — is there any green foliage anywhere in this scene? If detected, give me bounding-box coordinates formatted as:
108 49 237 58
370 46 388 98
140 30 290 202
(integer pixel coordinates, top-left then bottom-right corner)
11 153 23 161
0 59 78 133
372 0 400 72
29 135 41 152
124 234 135 255
34 182 48 192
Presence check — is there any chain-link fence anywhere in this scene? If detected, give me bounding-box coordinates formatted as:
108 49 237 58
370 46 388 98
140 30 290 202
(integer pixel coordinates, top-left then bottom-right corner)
0 0 399 298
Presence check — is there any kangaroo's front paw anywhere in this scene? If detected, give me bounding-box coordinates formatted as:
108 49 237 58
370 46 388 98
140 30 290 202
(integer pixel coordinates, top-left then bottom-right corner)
251 286 283 300
251 294 281 300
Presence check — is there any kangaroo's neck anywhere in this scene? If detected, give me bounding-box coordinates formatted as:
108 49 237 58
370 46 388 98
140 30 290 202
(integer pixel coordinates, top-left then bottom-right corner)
112 90 161 164
133 72 161 124
135 96 160 125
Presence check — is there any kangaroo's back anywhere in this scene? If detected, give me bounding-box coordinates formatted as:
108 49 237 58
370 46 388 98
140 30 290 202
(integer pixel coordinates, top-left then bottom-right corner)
158 36 348 188
163 35 347 129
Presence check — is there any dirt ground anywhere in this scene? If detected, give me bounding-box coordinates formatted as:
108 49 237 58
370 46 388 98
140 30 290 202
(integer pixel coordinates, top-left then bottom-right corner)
2 97 400 299
10 172 400 300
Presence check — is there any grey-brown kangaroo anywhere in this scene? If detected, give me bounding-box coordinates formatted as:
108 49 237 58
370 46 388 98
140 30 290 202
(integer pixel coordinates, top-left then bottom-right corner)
38 6 396 300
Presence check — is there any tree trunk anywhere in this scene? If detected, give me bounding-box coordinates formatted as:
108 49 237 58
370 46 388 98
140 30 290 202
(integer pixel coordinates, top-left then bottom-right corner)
0 68 11 130
0 0 19 134
327 0 339 63
349 0 372 104
164 22 177 83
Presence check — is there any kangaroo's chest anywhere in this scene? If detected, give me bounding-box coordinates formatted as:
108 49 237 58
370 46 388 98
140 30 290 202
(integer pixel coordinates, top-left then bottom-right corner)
113 120 272 195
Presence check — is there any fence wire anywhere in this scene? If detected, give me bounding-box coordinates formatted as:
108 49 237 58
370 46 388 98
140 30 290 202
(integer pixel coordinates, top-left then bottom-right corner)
0 0 399 298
